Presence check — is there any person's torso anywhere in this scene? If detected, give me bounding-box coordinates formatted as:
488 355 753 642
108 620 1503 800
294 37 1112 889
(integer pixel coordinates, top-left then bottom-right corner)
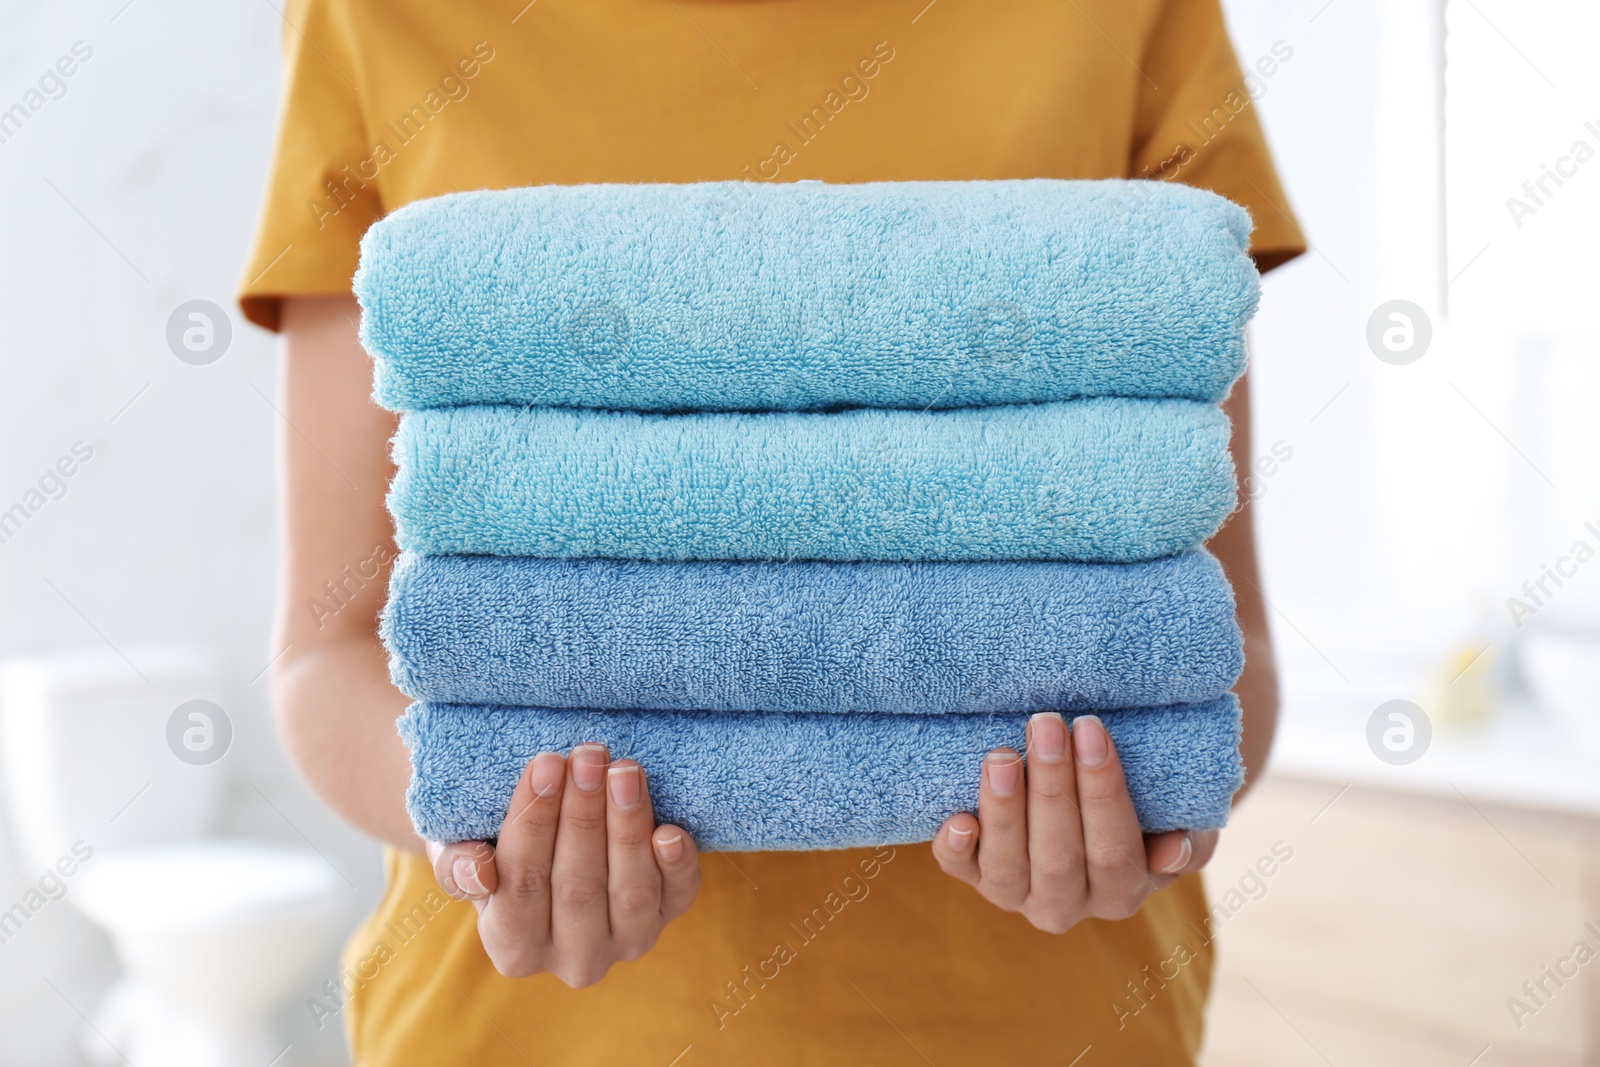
317 0 1161 216
342 846 1214 1065
323 4 1215 1063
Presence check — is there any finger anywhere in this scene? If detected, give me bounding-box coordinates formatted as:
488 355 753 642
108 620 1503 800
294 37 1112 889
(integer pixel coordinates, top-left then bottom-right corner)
550 743 614 967
605 760 663 954
428 839 498 901
1144 831 1191 876
494 751 567 895
1070 716 1159 918
653 824 702 921
1146 828 1219 878
1024 713 1088 925
975 746 1030 910
931 812 981 886
477 751 565 975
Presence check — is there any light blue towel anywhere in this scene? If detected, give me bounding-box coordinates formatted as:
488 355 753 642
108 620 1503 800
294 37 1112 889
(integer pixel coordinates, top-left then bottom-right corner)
389 398 1234 563
401 698 1243 850
356 180 1258 412
383 550 1242 713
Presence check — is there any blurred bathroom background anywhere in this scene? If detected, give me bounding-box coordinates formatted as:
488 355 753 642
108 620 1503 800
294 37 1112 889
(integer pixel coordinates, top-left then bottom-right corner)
0 0 1595 1063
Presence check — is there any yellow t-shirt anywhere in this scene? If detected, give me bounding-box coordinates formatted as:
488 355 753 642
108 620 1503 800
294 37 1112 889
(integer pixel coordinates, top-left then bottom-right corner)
241 2 1304 1063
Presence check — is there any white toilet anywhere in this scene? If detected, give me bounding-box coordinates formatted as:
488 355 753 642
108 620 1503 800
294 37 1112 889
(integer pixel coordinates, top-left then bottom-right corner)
0 649 346 1067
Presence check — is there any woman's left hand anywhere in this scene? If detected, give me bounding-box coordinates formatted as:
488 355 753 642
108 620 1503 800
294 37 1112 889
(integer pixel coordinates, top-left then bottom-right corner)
932 712 1217 933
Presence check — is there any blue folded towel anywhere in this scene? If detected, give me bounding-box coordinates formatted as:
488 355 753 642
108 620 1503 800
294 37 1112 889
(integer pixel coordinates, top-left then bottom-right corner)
401 698 1242 850
384 550 1242 713
389 398 1234 563
356 180 1258 413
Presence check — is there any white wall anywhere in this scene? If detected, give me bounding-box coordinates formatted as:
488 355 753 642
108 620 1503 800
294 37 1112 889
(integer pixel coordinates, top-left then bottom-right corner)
1223 0 1600 697
0 3 378 1063
1218 0 1600 812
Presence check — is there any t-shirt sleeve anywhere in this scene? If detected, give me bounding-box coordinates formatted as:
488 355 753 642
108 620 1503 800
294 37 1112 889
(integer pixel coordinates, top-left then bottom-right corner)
237 0 382 331
1132 0 1307 274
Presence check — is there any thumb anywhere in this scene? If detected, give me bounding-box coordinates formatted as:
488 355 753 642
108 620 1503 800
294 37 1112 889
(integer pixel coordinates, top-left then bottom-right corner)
427 838 498 900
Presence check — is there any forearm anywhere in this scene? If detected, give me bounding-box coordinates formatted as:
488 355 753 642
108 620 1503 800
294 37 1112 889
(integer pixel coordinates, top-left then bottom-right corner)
1210 369 1280 799
1232 624 1279 795
273 293 422 851
274 638 422 850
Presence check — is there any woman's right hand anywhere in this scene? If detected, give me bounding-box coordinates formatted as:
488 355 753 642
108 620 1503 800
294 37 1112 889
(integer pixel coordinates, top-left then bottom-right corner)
426 745 701 987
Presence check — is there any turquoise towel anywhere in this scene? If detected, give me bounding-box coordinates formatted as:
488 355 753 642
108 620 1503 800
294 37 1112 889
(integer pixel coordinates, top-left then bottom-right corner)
383 550 1243 713
355 180 1258 412
388 398 1235 563
401 698 1244 850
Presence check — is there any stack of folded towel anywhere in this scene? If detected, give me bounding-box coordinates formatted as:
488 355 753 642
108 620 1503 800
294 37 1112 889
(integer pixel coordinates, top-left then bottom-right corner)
360 179 1258 852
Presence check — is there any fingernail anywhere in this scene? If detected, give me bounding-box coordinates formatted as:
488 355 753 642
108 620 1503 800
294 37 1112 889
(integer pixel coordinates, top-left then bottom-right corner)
571 744 607 792
985 751 1022 797
452 854 485 897
1072 716 1109 769
1029 713 1067 763
529 752 565 799
608 764 641 810
1161 834 1194 874
948 826 974 851
656 832 684 863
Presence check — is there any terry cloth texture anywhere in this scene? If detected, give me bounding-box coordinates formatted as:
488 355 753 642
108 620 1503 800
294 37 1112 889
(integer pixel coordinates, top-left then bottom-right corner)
383 550 1243 713
355 179 1259 413
388 398 1235 563
401 697 1244 850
